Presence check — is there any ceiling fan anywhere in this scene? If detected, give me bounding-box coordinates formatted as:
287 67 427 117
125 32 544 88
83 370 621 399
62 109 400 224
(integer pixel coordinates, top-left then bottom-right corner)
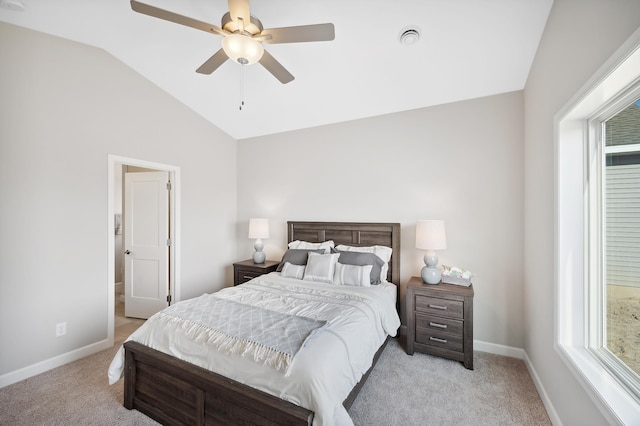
130 0 335 84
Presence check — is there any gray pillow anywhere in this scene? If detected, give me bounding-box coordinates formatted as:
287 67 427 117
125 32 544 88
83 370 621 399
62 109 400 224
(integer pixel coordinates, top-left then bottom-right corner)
276 249 324 272
331 248 385 284
303 252 340 283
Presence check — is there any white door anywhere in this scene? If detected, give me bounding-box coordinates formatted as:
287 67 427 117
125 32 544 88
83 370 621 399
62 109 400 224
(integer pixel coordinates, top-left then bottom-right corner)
124 171 170 319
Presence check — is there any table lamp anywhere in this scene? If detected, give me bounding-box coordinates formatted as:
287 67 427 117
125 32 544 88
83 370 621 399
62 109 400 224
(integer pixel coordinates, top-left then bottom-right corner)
249 218 269 264
248 218 269 264
416 220 447 284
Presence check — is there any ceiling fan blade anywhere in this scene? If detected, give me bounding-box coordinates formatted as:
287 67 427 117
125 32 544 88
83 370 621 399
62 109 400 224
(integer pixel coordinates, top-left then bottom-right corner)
262 23 335 44
196 49 229 74
130 0 227 36
259 50 294 84
228 0 251 26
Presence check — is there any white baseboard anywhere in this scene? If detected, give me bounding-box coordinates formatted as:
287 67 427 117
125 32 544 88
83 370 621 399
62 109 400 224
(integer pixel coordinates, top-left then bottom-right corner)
0 339 112 389
523 351 562 426
474 339 526 359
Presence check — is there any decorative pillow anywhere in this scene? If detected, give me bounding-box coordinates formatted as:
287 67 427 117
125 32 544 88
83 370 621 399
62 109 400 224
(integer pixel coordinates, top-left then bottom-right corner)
333 263 373 287
303 252 340 283
331 248 385 285
276 249 324 272
288 240 335 254
335 244 393 282
280 262 305 280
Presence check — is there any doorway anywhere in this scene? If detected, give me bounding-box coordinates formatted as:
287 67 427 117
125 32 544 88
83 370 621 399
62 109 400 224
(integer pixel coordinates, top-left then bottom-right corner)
107 155 180 345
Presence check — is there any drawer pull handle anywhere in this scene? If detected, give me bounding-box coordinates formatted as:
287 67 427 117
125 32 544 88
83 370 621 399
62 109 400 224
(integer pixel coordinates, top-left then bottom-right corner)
243 275 254 280
430 337 448 344
429 322 447 329
428 304 448 310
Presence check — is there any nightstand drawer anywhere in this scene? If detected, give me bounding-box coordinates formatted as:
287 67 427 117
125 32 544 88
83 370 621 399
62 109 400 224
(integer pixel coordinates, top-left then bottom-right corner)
233 260 280 286
235 268 262 284
415 328 463 352
415 313 463 336
415 295 463 319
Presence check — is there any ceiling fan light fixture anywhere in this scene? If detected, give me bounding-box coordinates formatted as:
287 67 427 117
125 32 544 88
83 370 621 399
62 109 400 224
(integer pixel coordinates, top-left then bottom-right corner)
222 34 264 65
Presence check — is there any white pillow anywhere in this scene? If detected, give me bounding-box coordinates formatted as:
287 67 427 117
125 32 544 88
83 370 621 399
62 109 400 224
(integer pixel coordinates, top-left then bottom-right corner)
335 244 392 282
280 262 305 280
303 252 340 283
334 263 373 287
288 240 335 254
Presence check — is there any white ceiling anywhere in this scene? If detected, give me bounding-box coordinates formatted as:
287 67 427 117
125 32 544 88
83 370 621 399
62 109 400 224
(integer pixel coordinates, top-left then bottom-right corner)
0 0 553 140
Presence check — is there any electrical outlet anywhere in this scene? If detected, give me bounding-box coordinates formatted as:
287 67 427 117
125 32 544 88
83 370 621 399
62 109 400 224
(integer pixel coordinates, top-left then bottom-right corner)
55 322 67 337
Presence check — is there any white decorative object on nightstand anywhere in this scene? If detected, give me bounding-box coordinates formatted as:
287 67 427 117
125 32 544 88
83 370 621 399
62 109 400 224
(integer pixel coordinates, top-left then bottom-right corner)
248 218 269 264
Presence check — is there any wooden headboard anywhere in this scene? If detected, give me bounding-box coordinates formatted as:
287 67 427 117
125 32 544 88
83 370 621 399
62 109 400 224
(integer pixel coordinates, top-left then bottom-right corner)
287 221 401 286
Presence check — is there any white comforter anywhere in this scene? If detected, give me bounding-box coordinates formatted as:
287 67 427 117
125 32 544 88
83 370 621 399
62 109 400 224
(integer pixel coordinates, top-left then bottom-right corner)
108 272 400 425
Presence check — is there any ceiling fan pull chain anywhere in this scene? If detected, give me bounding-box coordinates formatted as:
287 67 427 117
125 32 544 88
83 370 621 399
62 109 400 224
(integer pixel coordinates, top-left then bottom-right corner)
239 64 245 111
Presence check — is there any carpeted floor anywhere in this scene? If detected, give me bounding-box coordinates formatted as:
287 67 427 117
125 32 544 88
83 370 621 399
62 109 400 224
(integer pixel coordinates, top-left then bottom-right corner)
0 339 157 426
349 339 550 425
0 338 550 425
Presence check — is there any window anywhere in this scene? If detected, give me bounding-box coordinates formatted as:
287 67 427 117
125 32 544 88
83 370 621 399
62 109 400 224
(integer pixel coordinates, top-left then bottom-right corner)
591 97 640 396
555 34 640 424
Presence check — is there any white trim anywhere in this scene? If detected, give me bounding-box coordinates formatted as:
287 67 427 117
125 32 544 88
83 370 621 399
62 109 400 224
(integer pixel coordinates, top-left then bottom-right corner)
107 163 116 345
554 26 640 426
606 143 640 154
523 351 563 426
0 339 111 388
107 155 181 342
474 339 525 360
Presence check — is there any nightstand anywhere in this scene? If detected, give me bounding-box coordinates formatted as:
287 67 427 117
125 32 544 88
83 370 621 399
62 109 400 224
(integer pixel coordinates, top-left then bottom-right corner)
405 276 474 369
233 259 279 286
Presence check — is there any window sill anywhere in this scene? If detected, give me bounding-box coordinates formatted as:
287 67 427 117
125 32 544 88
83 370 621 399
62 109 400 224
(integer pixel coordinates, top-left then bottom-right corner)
556 343 640 425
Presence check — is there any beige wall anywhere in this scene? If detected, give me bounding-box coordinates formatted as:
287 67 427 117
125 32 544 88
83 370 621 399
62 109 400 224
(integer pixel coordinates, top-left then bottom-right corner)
524 0 640 424
237 92 525 350
0 22 238 376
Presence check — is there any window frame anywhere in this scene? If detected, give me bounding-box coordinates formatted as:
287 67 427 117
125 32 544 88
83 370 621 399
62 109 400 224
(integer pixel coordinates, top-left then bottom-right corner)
588 91 640 399
554 28 640 425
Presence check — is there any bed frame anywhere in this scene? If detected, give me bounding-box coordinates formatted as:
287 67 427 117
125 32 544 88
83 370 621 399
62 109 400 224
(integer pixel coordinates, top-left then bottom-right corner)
123 221 401 425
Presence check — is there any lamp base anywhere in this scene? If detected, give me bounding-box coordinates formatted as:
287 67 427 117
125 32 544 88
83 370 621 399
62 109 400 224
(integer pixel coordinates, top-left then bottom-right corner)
252 250 265 264
252 238 265 264
421 266 441 285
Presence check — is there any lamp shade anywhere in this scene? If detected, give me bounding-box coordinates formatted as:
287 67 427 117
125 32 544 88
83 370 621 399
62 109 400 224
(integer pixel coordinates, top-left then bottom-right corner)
416 220 447 250
222 34 264 65
248 218 269 239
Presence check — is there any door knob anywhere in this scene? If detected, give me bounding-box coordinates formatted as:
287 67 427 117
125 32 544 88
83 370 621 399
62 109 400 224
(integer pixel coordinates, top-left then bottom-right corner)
125 250 131 255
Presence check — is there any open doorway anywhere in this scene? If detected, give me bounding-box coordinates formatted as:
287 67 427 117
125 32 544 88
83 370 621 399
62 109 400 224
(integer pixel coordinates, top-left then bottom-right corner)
107 155 180 345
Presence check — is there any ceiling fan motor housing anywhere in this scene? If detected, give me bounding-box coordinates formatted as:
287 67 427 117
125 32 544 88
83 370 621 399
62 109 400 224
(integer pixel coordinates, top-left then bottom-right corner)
221 11 263 35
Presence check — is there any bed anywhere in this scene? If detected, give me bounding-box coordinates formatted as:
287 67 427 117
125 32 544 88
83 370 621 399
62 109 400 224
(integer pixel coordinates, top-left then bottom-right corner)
108 221 401 425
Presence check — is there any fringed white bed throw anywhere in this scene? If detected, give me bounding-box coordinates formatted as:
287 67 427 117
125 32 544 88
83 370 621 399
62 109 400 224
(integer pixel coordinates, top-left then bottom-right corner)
155 294 328 373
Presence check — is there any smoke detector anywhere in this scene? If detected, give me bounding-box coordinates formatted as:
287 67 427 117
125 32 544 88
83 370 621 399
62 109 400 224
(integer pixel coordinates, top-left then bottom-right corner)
0 0 25 11
399 26 421 46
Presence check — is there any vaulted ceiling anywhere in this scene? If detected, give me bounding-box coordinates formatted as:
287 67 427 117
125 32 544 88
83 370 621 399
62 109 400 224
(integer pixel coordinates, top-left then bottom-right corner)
0 0 553 139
